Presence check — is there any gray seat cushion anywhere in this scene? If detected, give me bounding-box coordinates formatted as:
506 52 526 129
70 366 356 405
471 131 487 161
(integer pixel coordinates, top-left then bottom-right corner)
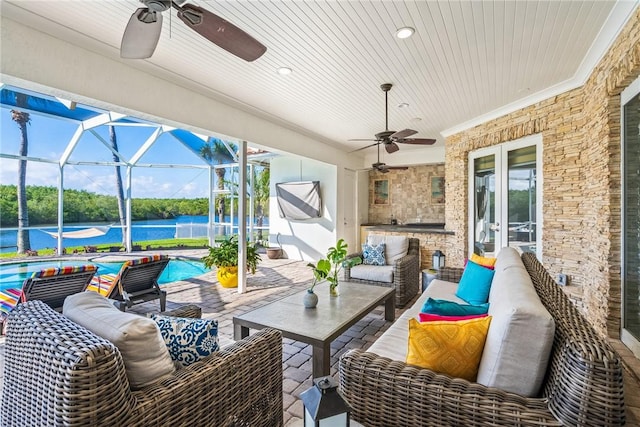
350 264 394 283
367 234 409 264
476 247 555 397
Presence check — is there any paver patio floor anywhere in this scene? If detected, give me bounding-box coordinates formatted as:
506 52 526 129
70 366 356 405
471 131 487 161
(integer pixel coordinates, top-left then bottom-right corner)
1 251 639 425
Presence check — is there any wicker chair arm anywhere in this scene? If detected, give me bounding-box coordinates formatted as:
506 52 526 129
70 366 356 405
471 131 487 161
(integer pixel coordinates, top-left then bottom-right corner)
153 304 202 319
435 266 464 283
339 350 562 427
130 328 283 427
343 252 363 279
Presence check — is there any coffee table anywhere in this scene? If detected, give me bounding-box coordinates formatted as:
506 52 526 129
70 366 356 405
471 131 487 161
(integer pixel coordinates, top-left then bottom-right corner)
233 281 395 378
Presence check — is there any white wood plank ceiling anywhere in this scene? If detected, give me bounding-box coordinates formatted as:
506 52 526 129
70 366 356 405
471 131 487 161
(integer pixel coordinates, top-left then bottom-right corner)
1 1 636 161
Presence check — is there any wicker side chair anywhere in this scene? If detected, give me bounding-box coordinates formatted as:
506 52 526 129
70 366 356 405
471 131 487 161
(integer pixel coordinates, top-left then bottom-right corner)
343 237 420 307
339 252 625 426
2 300 284 427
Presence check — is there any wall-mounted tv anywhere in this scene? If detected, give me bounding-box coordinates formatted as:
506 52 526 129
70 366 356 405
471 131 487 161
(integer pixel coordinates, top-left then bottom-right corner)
275 181 322 220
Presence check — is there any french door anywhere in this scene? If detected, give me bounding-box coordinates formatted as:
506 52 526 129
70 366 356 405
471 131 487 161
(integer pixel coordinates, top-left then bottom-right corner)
468 135 542 258
622 75 640 357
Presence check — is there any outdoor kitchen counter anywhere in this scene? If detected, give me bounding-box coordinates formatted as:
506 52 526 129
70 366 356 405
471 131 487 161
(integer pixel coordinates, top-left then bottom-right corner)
361 223 455 235
359 224 455 269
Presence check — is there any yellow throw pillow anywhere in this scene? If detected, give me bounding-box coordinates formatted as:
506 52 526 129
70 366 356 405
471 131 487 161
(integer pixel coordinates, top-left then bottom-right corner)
406 316 492 381
470 253 497 269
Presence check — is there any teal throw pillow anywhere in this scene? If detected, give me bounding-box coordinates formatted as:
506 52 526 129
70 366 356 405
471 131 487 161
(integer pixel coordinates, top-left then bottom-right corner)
455 260 495 304
421 298 489 316
362 242 386 266
150 314 219 367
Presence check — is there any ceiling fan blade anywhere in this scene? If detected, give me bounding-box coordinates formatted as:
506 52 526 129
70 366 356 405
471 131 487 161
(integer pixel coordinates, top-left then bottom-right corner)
399 138 437 145
121 8 163 59
385 142 400 154
391 129 417 139
349 142 380 153
176 4 267 62
385 166 409 170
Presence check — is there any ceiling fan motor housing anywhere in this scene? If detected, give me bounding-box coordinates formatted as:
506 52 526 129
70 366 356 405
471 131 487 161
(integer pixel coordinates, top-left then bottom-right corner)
141 0 171 12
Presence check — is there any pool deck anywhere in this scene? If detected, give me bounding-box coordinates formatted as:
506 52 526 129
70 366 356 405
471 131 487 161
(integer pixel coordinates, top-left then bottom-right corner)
0 250 639 425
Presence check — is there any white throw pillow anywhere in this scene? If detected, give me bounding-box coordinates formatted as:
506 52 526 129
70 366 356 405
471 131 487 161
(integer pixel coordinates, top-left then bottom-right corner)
63 292 175 389
367 234 409 264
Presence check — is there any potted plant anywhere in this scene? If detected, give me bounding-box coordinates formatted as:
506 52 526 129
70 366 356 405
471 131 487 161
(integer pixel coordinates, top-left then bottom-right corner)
202 235 261 288
307 238 361 301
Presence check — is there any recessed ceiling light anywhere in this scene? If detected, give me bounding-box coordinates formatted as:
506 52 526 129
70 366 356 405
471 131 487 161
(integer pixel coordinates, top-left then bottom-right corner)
398 102 409 109
396 27 415 39
277 67 292 75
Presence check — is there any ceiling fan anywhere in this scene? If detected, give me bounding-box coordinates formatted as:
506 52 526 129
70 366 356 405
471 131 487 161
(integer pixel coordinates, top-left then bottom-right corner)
120 0 267 61
350 83 436 154
369 141 408 174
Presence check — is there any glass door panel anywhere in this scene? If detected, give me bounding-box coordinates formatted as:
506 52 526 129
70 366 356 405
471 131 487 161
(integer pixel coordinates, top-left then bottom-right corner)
469 135 541 260
471 152 500 257
507 146 537 254
623 84 640 353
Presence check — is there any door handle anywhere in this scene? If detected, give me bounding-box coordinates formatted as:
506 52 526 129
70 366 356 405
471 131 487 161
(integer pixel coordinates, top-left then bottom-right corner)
490 223 500 232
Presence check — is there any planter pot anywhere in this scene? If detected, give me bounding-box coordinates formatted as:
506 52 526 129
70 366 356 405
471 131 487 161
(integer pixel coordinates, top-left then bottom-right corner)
303 290 318 308
266 247 282 259
217 266 239 288
330 285 339 297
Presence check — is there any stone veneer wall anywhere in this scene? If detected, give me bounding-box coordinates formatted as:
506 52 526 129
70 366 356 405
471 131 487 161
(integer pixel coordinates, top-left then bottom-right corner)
444 8 640 339
368 164 446 225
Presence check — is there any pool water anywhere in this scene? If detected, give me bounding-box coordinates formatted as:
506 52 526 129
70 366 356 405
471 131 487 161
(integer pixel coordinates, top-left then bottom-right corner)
0 258 210 292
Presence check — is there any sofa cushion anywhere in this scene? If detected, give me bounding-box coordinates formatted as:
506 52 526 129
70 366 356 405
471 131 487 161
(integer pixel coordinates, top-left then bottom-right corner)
470 253 497 269
406 316 492 381
421 298 489 316
367 279 463 361
362 242 386 266
476 247 555 397
349 264 394 283
418 313 488 322
455 260 495 304
150 314 219 367
367 234 408 264
63 291 175 389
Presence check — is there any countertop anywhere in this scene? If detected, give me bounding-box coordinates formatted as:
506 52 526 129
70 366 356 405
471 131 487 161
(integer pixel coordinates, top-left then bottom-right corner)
361 223 454 235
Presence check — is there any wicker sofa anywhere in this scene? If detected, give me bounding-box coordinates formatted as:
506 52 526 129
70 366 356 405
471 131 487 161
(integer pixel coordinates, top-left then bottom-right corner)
339 251 626 426
2 301 284 427
343 236 420 307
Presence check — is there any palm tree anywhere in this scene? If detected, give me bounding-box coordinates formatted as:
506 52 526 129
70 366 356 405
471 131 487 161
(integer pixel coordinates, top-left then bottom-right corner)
109 126 127 247
200 139 236 227
11 93 31 254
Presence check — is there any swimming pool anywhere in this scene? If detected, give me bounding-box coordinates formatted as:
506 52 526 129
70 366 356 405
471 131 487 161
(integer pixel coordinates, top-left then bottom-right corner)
0 258 210 292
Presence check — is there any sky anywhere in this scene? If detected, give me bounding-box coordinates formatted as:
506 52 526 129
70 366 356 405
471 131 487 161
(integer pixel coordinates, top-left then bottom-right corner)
0 104 215 199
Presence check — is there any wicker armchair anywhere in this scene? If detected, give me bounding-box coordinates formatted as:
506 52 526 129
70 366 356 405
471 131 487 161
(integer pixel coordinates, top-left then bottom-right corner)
343 237 420 307
2 301 284 427
339 252 625 426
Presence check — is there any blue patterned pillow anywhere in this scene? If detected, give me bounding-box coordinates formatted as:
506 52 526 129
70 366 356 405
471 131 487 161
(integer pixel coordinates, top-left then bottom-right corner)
150 315 219 367
362 242 386 266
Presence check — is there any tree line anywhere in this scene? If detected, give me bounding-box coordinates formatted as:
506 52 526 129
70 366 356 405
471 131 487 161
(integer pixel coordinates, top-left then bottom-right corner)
0 185 209 227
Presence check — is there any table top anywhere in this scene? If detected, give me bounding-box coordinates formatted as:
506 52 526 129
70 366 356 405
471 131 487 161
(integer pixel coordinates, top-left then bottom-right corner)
233 281 393 345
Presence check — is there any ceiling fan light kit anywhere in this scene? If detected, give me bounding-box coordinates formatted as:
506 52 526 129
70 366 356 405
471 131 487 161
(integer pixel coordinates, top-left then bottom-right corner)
120 0 267 61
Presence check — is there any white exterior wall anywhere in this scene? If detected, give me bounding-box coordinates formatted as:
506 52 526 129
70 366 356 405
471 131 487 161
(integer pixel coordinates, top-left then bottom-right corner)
269 156 337 262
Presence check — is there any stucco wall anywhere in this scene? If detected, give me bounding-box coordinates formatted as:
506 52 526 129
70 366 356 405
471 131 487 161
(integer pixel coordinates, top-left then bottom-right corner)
269 155 338 262
444 8 640 338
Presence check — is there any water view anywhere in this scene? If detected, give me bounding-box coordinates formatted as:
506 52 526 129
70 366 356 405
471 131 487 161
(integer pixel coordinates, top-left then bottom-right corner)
0 215 268 253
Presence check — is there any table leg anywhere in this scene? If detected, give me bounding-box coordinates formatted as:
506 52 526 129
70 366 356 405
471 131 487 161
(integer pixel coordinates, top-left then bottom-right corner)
385 294 395 321
312 342 331 378
234 323 249 340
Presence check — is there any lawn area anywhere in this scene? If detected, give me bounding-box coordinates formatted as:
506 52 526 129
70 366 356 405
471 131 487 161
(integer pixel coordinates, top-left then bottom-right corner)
0 237 210 259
